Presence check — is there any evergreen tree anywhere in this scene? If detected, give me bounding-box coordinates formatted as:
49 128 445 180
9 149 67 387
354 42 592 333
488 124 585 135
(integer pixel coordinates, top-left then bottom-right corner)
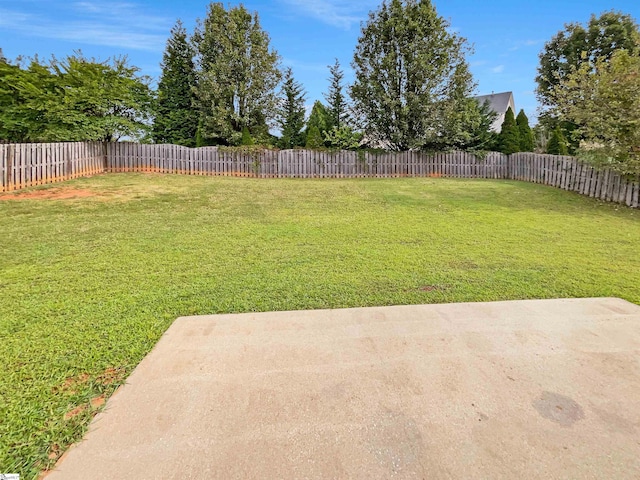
305 125 324 148
516 109 534 152
498 107 520 154
240 126 254 145
276 68 307 149
324 59 349 129
305 100 330 144
350 0 477 150
547 126 568 155
194 2 281 145
153 20 198 146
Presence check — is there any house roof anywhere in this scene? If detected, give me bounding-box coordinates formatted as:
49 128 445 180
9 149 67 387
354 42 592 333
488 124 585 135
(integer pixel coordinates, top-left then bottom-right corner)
474 91 514 114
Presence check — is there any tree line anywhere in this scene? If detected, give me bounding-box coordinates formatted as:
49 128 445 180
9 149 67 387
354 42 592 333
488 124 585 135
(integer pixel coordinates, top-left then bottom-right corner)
1 1 638 175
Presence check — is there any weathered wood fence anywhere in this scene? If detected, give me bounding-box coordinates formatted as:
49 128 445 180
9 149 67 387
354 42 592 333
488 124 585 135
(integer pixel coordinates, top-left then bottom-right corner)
106 144 509 179
0 142 104 191
1 142 638 208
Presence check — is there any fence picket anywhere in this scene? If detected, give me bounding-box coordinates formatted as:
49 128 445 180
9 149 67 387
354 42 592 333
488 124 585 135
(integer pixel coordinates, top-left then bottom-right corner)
0 142 637 209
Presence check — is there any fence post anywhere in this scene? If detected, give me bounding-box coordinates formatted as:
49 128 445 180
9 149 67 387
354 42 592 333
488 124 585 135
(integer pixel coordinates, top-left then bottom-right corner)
102 142 108 172
277 150 282 178
6 144 14 191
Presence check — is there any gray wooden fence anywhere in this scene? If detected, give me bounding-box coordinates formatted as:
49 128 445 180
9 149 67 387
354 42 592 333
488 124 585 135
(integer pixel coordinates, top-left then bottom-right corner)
0 142 104 192
1 142 638 208
105 143 509 179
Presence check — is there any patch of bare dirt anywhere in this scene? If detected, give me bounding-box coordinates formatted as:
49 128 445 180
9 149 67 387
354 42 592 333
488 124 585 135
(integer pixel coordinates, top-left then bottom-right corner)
419 285 450 292
52 373 90 395
64 404 87 421
420 285 439 292
96 366 127 385
0 188 98 200
90 395 106 409
48 444 61 461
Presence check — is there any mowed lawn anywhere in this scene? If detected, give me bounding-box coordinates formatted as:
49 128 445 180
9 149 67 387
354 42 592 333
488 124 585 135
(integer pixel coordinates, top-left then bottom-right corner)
1 173 639 478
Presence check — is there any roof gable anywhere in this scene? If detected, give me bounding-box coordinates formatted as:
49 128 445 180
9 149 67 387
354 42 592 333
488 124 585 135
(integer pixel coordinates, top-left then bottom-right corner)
474 91 514 114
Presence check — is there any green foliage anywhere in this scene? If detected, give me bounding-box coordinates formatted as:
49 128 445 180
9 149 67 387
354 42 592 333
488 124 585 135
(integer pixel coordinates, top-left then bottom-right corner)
532 124 550 153
305 100 330 144
439 97 498 151
276 67 307 149
536 11 640 108
240 126 254 146
153 20 198 146
516 110 534 152
193 2 281 146
323 125 362 150
0 54 153 143
547 127 568 155
552 49 640 175
350 0 477 150
305 125 324 149
324 59 349 129
498 107 520 155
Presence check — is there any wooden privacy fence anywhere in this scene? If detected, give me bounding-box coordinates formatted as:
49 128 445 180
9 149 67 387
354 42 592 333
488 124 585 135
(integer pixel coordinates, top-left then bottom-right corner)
510 152 640 208
0 142 104 192
106 143 509 179
1 142 638 208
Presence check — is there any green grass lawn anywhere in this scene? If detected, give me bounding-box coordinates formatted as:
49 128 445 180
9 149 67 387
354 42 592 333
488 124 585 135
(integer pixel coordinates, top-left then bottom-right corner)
1 173 639 478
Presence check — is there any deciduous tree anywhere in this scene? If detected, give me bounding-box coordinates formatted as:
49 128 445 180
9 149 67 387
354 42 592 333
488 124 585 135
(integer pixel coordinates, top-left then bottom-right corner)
536 11 640 108
551 50 640 175
350 0 478 150
193 2 281 145
0 54 153 142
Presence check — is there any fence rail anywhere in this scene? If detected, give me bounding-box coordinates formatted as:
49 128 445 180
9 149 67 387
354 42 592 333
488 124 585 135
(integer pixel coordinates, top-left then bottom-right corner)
1 142 638 208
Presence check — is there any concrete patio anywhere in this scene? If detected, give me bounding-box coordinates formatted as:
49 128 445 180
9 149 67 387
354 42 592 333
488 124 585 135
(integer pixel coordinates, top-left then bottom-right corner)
47 298 640 479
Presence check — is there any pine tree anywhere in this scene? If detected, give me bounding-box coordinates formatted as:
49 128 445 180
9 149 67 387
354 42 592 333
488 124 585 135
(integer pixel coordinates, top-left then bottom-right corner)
547 126 568 155
153 20 198 146
277 68 307 149
516 109 534 152
324 59 349 129
498 107 520 154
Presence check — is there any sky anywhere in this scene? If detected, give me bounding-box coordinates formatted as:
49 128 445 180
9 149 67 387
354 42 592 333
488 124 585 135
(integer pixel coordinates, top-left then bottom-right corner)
1 0 639 125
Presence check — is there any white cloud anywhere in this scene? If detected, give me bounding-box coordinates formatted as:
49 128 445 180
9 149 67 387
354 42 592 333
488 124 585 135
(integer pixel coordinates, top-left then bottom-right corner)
508 39 542 52
278 0 374 30
0 8 32 25
0 2 171 52
283 57 329 73
491 65 505 74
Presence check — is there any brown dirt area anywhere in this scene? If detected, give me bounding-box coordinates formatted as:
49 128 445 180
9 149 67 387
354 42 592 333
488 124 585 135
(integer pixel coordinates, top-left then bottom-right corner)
0 188 98 200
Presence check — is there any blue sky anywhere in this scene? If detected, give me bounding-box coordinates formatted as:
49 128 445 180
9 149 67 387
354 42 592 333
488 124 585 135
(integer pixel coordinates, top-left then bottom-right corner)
1 0 639 124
